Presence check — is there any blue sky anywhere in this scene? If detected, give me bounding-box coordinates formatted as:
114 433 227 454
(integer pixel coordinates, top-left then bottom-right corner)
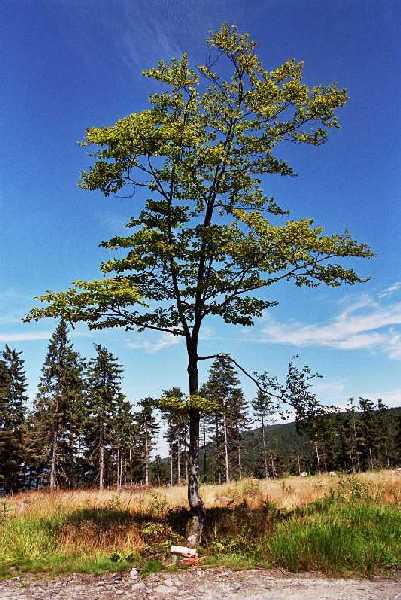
1 0 401 433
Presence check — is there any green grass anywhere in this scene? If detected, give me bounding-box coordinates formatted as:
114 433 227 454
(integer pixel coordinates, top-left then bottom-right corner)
1 493 401 578
266 500 401 576
0 514 136 578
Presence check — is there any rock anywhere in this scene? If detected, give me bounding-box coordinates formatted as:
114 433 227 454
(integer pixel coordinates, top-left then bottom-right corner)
131 581 147 595
154 583 176 595
171 545 198 557
130 568 140 581
300 471 308 477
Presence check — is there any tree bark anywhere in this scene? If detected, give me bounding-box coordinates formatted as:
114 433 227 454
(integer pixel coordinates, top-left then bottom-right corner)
177 438 181 484
223 411 229 483
99 443 105 490
186 350 205 547
49 433 58 490
202 420 207 480
314 441 321 474
145 433 149 486
261 415 268 479
49 403 59 491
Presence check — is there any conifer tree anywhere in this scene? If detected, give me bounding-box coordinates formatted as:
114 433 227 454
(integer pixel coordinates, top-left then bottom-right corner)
339 398 362 472
202 356 246 483
151 454 164 486
84 344 126 489
135 397 159 486
29 321 85 489
375 399 392 468
252 388 276 478
161 387 187 485
230 387 249 479
358 397 379 470
0 346 28 492
114 397 136 488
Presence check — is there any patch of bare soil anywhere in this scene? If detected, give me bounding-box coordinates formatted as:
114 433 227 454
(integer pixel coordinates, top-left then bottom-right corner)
0 568 400 600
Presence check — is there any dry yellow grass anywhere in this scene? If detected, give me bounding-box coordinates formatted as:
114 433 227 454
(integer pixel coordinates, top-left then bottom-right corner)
2 470 401 577
6 469 401 520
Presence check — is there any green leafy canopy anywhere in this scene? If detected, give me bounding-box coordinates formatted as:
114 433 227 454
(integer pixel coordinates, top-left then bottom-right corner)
25 24 372 344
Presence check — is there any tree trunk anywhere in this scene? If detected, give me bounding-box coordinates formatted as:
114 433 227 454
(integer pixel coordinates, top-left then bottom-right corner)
177 439 181 484
49 433 58 491
145 434 149 486
116 448 121 490
261 416 268 479
170 451 173 486
223 411 229 483
186 351 205 547
202 420 207 480
314 441 321 474
99 443 105 490
49 404 59 491
99 424 105 490
369 447 373 471
215 415 220 484
270 455 277 478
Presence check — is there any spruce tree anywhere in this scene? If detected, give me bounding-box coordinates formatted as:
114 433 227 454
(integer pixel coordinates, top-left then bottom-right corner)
135 397 159 486
252 389 276 478
29 321 85 489
202 356 245 483
84 344 126 489
0 346 28 492
358 397 378 470
160 387 186 485
114 397 136 488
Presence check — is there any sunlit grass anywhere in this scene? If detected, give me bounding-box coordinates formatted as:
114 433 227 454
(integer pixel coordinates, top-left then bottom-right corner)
2 470 401 578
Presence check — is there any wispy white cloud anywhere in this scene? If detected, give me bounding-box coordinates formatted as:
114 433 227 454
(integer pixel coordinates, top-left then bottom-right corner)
126 332 182 354
259 285 401 360
313 380 347 402
378 281 401 298
0 331 52 343
115 0 185 70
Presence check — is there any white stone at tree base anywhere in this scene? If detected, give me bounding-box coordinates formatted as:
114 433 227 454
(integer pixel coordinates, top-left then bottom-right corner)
170 545 198 557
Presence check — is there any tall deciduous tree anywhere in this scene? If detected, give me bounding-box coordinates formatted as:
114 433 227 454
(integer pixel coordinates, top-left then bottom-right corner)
26 25 372 542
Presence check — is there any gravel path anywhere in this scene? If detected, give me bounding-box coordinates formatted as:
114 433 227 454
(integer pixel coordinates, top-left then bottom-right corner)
0 568 401 600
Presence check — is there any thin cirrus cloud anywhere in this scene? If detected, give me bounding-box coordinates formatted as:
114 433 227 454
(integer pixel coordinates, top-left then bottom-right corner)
125 325 215 354
126 332 182 354
0 331 53 343
260 287 401 360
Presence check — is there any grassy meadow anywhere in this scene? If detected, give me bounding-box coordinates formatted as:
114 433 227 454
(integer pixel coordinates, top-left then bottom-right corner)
1 471 401 578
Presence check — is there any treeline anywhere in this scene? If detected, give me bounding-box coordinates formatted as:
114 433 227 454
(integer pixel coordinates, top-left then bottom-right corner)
0 322 158 492
1 322 401 493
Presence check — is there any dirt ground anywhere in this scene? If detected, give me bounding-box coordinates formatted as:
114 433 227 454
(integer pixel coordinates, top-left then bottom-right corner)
0 569 401 600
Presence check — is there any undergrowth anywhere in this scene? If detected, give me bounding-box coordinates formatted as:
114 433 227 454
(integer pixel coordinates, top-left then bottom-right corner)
1 473 401 578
